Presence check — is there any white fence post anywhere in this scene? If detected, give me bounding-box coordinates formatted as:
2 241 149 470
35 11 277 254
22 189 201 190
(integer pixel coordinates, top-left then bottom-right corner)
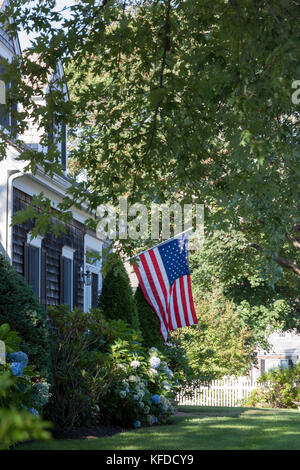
177 376 257 407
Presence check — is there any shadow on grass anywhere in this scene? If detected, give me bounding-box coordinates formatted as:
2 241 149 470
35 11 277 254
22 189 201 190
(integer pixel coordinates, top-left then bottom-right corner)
17 407 300 451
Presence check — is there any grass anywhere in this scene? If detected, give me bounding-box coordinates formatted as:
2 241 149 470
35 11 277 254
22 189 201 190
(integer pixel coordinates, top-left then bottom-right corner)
17 406 300 450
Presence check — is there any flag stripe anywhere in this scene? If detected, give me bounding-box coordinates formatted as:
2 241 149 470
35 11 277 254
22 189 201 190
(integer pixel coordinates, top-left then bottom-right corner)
172 281 182 329
133 264 168 342
133 261 168 341
147 250 168 314
139 253 169 333
179 277 189 326
187 274 198 323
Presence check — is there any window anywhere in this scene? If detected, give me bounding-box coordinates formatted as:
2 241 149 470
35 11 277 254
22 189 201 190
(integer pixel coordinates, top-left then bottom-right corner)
0 58 18 130
84 245 102 312
24 234 44 299
60 247 75 310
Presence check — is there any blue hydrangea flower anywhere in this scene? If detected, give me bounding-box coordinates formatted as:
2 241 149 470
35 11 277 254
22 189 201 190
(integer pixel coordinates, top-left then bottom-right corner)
149 356 161 369
133 420 141 428
10 362 24 376
30 408 39 416
9 351 28 368
151 394 160 404
153 417 158 424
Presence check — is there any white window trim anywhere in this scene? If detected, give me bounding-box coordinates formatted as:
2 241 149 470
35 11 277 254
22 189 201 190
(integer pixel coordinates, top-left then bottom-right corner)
27 233 43 249
62 246 74 310
62 246 75 260
27 233 43 299
84 235 103 312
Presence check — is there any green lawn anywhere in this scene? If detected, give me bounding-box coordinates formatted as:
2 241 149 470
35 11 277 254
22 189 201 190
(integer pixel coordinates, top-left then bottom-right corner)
17 406 300 450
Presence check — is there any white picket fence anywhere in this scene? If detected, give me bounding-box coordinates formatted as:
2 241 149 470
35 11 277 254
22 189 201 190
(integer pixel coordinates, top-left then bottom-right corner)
176 377 257 407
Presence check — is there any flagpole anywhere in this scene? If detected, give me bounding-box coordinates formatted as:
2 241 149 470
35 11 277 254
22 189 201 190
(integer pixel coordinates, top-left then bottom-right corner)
123 227 193 263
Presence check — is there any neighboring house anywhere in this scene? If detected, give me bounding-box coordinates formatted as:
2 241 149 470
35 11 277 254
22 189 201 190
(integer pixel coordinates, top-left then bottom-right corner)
251 330 300 380
0 2 104 312
251 330 300 381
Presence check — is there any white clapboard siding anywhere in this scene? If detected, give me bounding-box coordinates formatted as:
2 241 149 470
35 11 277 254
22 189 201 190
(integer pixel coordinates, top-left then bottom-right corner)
177 377 257 407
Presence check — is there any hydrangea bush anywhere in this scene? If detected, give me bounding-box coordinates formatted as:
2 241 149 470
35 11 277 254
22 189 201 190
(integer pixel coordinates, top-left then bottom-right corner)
0 324 51 418
100 345 178 428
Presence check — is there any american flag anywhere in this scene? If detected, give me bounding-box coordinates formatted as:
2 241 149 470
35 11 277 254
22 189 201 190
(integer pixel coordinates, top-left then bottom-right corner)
133 232 198 342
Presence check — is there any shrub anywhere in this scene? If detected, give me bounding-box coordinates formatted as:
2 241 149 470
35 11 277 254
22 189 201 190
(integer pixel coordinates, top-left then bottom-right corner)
45 305 115 431
134 285 165 350
99 345 178 427
247 365 300 409
0 323 51 449
0 254 51 380
98 253 139 329
45 305 176 430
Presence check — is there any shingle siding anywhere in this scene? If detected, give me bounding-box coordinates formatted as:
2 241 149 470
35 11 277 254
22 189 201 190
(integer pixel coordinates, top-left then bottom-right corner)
12 187 85 309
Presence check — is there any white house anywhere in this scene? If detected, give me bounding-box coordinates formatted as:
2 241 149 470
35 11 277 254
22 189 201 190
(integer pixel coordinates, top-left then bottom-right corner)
251 329 300 380
0 0 104 312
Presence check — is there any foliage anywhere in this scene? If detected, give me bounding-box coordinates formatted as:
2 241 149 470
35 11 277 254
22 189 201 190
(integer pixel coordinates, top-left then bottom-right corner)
99 345 177 428
134 285 165 350
170 295 256 380
45 305 115 431
0 376 50 450
0 324 51 415
45 304 176 430
0 254 51 381
99 253 139 329
190 230 300 346
247 365 300 409
0 1 299 279
0 324 51 449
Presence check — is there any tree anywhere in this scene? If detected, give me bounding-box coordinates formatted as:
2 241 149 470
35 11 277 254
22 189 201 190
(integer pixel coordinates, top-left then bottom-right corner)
98 253 139 329
0 1 299 280
189 229 300 344
170 295 256 379
134 285 165 350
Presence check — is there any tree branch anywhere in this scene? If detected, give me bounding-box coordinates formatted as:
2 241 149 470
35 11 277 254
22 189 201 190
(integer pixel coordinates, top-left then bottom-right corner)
249 242 300 277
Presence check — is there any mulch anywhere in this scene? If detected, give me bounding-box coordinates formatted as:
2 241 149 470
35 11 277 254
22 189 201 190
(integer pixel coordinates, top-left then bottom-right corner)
53 425 130 440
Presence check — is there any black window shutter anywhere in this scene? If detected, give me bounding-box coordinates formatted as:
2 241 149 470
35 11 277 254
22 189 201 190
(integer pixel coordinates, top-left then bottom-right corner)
91 273 99 309
73 258 77 308
23 242 29 282
40 248 47 306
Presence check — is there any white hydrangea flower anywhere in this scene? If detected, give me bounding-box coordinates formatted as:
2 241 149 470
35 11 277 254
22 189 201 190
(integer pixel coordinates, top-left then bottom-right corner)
149 356 161 369
117 363 127 371
144 405 150 414
166 368 174 378
162 402 169 412
147 415 154 426
133 394 139 400
148 347 159 354
130 360 141 369
129 375 137 382
119 390 126 398
149 368 158 375
139 401 145 409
